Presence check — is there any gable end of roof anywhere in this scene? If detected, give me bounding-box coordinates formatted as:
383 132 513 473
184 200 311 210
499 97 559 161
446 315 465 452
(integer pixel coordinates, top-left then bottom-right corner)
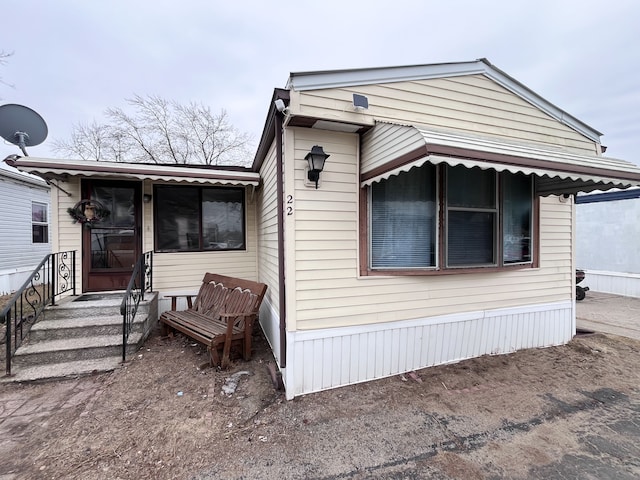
286 58 602 143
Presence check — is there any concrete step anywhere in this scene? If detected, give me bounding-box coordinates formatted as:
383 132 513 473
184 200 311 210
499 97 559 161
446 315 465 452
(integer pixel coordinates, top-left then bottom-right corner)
44 293 154 320
1 356 123 383
13 333 142 367
29 315 148 341
6 291 158 381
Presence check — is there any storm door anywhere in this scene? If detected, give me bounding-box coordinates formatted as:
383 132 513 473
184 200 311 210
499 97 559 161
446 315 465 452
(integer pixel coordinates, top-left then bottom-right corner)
82 180 141 292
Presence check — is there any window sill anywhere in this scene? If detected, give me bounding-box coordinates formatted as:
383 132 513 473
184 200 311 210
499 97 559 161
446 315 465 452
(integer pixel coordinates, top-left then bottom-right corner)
154 248 247 254
362 263 535 277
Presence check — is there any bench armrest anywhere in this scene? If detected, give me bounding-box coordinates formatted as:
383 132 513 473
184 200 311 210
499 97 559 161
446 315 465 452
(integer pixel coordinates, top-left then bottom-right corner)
164 294 195 311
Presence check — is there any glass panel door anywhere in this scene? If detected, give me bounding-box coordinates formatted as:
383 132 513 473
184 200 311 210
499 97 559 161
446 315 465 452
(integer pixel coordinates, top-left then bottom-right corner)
83 181 141 292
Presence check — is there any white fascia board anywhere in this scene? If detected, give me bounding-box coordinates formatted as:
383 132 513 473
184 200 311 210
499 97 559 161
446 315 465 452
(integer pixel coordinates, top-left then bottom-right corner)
287 60 485 91
10 157 260 186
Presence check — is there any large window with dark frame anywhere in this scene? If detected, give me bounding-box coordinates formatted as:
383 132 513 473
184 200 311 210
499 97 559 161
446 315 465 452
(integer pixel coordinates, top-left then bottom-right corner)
369 163 533 271
154 185 245 252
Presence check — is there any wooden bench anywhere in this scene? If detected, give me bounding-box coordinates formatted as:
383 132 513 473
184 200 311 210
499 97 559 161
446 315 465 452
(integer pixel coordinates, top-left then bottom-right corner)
159 273 267 368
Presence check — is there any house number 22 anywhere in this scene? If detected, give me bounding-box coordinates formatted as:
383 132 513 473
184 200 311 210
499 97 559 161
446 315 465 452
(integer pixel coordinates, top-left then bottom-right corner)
286 195 294 215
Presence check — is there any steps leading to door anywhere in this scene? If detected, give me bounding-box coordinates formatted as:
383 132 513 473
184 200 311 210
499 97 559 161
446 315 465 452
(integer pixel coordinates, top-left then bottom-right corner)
29 315 131 341
4 291 158 383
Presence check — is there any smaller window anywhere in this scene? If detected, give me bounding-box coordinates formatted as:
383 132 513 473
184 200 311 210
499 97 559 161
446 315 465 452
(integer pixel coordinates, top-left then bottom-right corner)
446 166 497 267
32 202 49 244
502 173 533 264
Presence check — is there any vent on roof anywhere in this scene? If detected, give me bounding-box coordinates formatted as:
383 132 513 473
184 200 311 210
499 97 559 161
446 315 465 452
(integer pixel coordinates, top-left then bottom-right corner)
353 94 369 110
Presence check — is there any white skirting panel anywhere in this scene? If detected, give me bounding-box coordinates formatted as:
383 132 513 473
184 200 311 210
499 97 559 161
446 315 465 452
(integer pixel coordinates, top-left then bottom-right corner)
0 267 41 296
258 296 282 365
284 300 574 399
583 270 640 298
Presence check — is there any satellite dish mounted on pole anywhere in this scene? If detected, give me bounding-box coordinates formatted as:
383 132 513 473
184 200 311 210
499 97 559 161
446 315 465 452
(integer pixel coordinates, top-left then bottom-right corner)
0 103 48 156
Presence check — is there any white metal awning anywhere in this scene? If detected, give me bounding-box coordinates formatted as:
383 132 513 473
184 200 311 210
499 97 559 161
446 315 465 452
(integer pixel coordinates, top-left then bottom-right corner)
7 157 261 187
361 123 640 196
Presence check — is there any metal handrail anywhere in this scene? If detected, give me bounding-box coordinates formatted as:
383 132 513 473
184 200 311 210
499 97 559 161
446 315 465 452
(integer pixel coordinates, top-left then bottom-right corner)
120 251 153 361
1 251 76 376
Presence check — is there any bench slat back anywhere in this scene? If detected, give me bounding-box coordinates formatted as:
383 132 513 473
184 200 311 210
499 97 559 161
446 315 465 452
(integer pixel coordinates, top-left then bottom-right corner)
202 274 267 306
224 288 259 331
194 274 268 322
194 282 228 317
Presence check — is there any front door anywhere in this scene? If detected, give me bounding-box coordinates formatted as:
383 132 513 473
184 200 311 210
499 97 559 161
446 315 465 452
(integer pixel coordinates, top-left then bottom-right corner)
82 180 142 292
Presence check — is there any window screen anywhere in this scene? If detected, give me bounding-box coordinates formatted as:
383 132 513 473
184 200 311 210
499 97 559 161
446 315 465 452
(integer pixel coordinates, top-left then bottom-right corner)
371 164 436 268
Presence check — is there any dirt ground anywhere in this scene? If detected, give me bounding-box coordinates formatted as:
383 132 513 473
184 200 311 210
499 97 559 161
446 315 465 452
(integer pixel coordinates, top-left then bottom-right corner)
1 314 640 478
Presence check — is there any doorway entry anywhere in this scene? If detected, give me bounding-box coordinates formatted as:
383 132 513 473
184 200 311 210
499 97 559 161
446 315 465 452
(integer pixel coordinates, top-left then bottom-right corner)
82 180 142 292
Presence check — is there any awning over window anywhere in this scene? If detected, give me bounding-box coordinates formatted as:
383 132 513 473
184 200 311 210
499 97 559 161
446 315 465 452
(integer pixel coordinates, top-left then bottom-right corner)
6 157 261 187
360 122 640 196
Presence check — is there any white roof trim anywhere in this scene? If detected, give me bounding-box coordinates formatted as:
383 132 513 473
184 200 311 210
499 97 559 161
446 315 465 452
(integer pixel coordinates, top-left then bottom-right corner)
9 158 260 187
361 123 640 196
0 160 49 188
287 59 601 143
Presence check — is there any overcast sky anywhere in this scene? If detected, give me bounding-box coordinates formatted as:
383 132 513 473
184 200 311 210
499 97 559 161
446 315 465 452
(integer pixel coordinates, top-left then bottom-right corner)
2 0 639 165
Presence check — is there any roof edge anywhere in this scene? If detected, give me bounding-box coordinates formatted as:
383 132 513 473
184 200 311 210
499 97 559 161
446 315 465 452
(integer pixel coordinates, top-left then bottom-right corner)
252 88 289 170
1 157 50 188
8 157 261 186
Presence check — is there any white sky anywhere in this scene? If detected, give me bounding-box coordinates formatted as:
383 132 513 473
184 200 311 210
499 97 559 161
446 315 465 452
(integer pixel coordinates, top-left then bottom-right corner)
2 0 639 165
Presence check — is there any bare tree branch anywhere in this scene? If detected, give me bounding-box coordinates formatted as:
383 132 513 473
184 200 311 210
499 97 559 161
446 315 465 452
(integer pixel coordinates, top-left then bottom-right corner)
55 94 253 165
0 50 15 97
52 121 116 161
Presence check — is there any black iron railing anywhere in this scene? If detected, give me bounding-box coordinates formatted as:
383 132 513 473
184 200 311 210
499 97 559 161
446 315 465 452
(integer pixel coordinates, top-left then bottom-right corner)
120 251 153 361
1 251 76 376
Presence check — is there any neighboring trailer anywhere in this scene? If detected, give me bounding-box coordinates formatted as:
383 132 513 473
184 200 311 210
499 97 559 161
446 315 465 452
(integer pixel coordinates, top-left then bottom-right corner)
0 160 51 294
576 188 640 297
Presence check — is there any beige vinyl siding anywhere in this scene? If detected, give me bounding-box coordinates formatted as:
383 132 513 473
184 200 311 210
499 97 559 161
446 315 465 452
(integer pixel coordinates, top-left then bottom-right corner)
360 123 425 175
294 74 597 155
53 178 83 292
152 188 258 292
539 198 573 264
256 142 281 311
290 128 359 331
290 130 574 330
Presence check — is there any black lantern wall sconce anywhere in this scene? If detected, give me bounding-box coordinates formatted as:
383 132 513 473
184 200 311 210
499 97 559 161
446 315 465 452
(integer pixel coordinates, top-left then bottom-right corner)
305 145 330 189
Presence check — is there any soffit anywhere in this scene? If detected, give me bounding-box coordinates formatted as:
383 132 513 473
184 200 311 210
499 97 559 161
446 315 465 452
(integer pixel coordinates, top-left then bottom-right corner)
7 158 261 187
360 123 640 196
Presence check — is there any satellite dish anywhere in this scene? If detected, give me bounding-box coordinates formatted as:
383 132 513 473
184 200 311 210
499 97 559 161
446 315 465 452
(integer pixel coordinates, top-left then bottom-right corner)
0 103 48 156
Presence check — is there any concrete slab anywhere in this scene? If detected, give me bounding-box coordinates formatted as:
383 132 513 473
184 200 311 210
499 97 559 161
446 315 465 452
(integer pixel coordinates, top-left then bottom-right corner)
0 357 122 383
576 291 640 340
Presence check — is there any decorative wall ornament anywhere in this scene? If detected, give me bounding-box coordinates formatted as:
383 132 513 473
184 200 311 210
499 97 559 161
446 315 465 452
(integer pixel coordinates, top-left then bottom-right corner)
67 199 110 228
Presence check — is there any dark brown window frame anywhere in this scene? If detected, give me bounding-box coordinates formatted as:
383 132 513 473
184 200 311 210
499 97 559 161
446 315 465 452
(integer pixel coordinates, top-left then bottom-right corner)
359 165 540 277
153 184 247 253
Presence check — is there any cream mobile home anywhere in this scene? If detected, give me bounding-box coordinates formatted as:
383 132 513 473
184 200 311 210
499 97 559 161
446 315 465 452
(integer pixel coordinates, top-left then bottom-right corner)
10 59 640 398
251 59 640 398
